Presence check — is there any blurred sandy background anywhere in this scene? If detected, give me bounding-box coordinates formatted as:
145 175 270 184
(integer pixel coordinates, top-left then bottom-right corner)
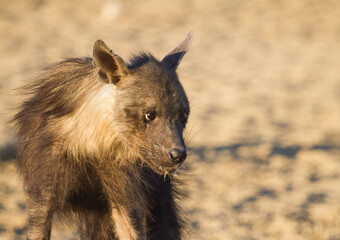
0 0 340 239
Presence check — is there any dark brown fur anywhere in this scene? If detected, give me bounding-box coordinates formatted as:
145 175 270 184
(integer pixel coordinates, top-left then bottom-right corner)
14 32 193 240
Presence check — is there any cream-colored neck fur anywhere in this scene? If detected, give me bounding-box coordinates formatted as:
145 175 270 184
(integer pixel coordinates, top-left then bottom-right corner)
60 83 117 158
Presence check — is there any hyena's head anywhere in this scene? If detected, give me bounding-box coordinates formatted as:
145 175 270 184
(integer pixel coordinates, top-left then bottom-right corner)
93 32 193 175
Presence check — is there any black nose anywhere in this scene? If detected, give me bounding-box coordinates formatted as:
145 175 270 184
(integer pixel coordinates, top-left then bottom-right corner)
168 148 187 163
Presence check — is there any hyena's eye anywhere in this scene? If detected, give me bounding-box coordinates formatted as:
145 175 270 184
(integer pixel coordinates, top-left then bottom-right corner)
144 112 156 122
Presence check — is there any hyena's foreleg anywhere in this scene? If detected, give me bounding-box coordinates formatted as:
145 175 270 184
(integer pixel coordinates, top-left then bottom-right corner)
111 207 147 240
78 209 116 240
147 178 182 240
26 196 53 240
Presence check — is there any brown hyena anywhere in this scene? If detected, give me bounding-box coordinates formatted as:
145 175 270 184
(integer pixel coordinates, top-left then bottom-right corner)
14 32 193 240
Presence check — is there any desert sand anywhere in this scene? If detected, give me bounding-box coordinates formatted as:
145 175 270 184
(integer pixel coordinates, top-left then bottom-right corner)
0 0 340 239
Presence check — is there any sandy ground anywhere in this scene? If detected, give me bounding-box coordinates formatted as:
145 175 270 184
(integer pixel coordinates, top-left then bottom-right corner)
0 0 340 239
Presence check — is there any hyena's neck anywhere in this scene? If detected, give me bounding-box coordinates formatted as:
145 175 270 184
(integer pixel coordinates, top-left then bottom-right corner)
57 83 117 155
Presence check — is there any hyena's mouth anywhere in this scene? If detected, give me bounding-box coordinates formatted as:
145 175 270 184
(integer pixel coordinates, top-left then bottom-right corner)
138 147 180 177
139 148 182 177
145 158 179 177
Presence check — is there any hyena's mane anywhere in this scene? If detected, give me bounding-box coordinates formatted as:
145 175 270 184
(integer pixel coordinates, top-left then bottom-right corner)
14 56 150 210
15 58 97 161
15 57 143 163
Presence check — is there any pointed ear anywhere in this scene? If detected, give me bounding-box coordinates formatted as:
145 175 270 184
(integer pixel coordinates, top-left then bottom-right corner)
161 31 193 69
93 40 128 84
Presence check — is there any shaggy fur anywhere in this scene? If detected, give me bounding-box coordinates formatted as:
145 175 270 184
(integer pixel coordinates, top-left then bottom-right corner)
14 32 193 240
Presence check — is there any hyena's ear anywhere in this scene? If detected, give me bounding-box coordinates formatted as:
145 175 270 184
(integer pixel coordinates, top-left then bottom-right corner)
93 40 128 84
161 31 194 69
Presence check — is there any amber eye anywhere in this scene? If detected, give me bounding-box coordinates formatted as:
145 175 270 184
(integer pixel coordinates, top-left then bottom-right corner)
145 112 156 122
